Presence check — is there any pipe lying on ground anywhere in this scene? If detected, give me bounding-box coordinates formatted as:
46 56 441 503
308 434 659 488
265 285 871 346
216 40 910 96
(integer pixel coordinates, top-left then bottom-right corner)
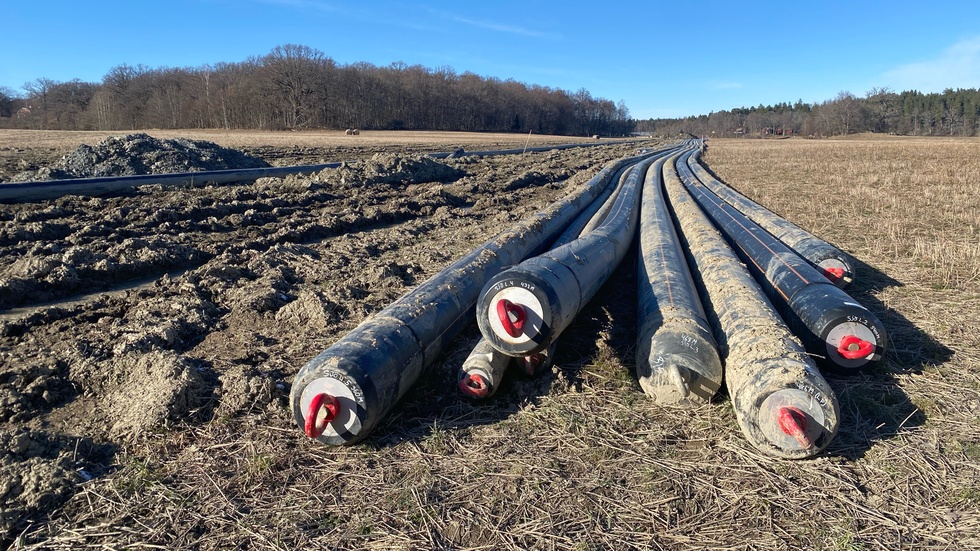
686 157 856 287
677 149 887 373
458 144 683 399
458 339 512 399
663 156 839 459
291 152 650 445
476 151 667 357
0 140 644 203
635 151 722 406
0 163 343 203
551 163 634 245
578 165 634 235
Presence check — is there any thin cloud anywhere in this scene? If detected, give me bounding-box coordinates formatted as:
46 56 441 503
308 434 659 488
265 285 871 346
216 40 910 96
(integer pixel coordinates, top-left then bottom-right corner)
883 36 980 92
249 0 339 11
448 15 562 40
709 80 743 90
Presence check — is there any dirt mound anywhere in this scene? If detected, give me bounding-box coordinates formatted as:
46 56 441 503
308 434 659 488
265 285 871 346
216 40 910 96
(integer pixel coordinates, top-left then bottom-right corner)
318 152 465 187
8 133 269 182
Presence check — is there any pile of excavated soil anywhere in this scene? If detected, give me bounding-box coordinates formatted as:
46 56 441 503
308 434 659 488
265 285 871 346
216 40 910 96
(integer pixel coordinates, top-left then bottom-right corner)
6 133 269 182
0 137 639 545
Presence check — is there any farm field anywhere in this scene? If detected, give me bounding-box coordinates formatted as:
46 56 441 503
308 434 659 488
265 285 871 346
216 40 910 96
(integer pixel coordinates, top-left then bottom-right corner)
1 131 978 550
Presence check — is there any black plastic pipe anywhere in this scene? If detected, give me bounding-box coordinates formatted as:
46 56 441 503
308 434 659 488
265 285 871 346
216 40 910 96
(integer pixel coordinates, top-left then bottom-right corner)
636 151 722 406
663 155 839 459
0 140 644 203
551 163 633 245
677 149 886 373
0 163 343 202
455 147 679 399
475 150 669 357
291 152 647 445
686 157 856 287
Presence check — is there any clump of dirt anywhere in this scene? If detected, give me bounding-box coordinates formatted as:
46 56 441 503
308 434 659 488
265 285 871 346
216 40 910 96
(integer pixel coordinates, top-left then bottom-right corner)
8 133 270 182
317 153 465 187
215 365 277 418
1 430 81 540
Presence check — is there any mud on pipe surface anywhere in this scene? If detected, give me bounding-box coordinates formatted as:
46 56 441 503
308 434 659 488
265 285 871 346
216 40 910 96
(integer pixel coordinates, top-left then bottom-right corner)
663 156 839 459
686 155 855 287
677 149 886 374
636 151 722 406
476 149 674 357
291 151 654 445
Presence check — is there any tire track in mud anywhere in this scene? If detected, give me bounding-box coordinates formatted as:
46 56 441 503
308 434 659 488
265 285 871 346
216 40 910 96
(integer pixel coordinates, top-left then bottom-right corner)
0 141 642 543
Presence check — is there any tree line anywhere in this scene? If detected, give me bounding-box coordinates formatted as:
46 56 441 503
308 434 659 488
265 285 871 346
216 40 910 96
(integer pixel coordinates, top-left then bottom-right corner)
635 87 980 138
0 44 633 137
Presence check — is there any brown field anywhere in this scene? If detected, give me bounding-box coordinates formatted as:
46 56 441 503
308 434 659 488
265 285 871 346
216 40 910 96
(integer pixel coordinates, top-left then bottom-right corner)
1 131 978 550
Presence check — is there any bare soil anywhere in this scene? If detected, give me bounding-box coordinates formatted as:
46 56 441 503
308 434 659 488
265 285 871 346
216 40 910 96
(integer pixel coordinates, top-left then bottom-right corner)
1 131 978 550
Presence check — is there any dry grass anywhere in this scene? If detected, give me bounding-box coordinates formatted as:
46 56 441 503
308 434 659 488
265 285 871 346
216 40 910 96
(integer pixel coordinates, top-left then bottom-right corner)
9 134 980 550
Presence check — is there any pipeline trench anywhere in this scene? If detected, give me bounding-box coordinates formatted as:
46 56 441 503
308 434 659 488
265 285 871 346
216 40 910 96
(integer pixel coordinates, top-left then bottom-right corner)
1 132 957 551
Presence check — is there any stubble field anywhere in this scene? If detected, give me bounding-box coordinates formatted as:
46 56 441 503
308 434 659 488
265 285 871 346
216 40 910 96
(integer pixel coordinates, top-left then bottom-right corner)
1 130 978 550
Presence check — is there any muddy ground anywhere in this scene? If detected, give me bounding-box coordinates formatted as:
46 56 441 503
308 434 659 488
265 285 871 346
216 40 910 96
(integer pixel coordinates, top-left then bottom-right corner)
1 131 977 550
0 132 647 548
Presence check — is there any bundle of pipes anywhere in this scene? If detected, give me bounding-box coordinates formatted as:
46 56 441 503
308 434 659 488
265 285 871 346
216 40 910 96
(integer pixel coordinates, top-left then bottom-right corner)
290 145 681 445
685 158 856 287
288 137 883 460
474 153 662 360
461 146 685 398
662 155 840 458
676 149 886 373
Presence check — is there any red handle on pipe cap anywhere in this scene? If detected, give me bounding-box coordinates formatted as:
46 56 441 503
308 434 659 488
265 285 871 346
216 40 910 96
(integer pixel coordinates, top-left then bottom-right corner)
305 392 340 438
459 373 490 398
824 267 845 282
837 335 874 360
496 298 526 338
777 406 814 449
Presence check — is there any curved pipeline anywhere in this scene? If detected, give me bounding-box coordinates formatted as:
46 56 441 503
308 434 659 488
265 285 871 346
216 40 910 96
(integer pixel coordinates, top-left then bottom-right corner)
475 149 674 357
636 150 722 406
662 154 839 459
291 151 650 445
677 149 886 373
686 157 856 287
458 143 684 399
550 143 682 247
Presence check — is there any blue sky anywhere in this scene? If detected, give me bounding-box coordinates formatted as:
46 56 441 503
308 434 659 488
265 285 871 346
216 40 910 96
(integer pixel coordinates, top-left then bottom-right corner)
4 0 980 120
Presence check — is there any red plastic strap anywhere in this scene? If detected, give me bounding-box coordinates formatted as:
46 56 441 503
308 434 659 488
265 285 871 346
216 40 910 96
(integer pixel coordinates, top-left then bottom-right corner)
837 335 874 360
496 298 526 338
459 373 489 398
824 267 845 282
305 393 340 438
777 406 814 449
